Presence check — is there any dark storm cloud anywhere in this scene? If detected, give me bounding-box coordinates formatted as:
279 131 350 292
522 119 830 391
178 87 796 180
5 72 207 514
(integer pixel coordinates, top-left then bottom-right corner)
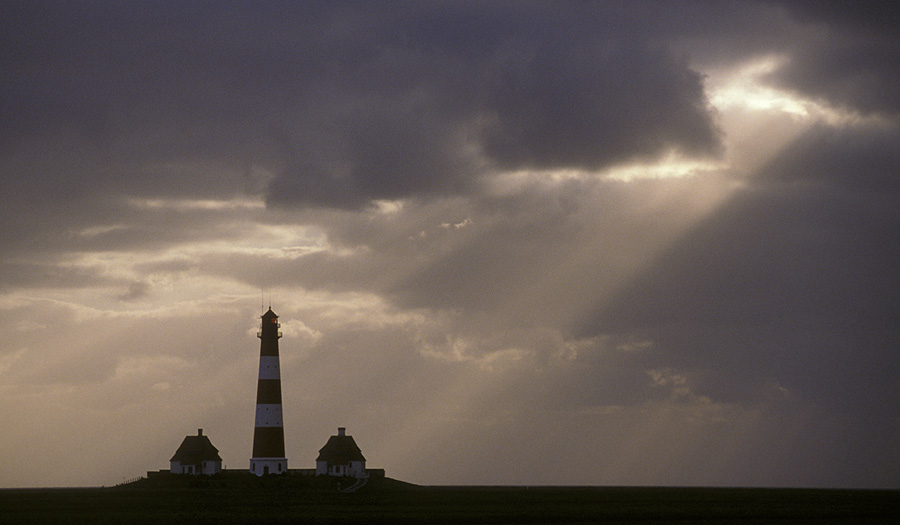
774 0 900 35
480 39 720 170
4 0 896 221
264 3 724 207
1 1 723 215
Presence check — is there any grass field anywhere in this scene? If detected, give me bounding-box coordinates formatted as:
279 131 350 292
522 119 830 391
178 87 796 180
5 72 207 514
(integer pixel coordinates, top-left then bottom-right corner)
1 475 897 524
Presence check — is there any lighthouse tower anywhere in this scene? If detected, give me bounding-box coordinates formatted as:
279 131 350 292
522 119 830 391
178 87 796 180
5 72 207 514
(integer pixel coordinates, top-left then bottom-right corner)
250 307 288 476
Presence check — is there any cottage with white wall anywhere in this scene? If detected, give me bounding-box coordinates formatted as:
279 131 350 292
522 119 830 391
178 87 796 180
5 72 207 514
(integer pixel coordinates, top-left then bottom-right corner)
315 427 367 478
169 429 222 475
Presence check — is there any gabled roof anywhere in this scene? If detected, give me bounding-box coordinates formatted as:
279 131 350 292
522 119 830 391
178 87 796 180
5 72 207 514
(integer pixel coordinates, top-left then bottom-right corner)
316 431 366 464
170 431 222 465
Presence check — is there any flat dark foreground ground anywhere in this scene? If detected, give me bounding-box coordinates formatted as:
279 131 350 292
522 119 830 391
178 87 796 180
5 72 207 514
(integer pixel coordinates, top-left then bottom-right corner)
1 478 898 524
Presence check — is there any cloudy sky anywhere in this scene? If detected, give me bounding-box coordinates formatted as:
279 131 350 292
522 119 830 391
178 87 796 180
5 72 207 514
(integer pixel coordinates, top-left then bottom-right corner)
2 1 898 489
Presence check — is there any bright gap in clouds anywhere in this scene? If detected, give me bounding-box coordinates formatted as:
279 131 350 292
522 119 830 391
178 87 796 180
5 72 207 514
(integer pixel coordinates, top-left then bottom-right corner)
523 57 831 185
601 152 724 182
707 54 877 127
127 197 267 211
605 56 836 183
709 55 811 116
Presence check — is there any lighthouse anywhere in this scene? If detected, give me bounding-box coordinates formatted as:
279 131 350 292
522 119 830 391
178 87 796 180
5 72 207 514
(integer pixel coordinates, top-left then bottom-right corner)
250 307 288 475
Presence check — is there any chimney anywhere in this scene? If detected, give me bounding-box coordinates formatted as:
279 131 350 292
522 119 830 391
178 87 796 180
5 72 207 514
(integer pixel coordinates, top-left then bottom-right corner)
338 427 346 437
198 429 203 436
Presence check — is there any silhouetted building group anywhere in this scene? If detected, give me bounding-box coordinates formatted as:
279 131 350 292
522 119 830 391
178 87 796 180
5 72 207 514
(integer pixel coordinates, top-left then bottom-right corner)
167 308 371 479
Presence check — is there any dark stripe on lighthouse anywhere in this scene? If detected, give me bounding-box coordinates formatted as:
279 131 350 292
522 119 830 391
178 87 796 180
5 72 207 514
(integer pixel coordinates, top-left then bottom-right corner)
259 337 279 356
252 427 286 457
256 379 282 404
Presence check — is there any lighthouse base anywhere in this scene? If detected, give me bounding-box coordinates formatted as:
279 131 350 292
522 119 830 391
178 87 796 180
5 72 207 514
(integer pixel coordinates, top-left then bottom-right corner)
250 457 288 476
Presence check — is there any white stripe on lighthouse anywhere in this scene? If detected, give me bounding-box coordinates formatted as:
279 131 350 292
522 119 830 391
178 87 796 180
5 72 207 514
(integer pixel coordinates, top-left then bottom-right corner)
255 404 284 427
257 356 281 380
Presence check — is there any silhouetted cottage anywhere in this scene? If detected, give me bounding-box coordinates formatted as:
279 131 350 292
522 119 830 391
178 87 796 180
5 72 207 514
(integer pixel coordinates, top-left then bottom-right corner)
316 427 366 478
170 429 222 475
